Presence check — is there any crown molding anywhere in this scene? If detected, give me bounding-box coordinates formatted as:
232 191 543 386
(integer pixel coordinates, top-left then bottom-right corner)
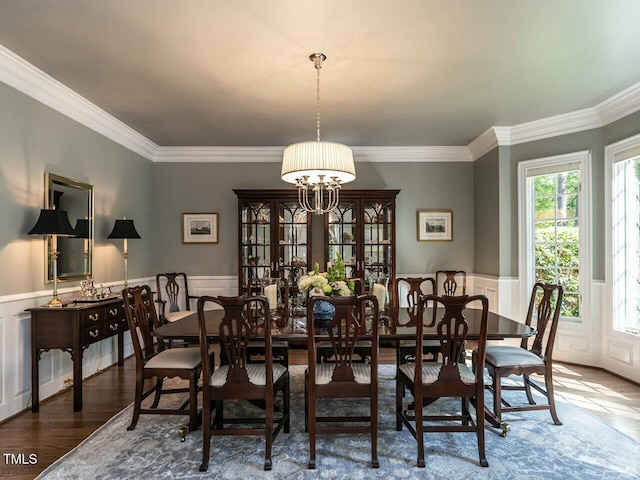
352 146 472 162
154 145 473 163
2 43 640 163
468 128 499 160
153 146 283 162
506 108 602 146
0 44 157 160
595 81 640 126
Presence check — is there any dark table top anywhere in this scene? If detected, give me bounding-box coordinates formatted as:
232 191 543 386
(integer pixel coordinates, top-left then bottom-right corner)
154 307 534 341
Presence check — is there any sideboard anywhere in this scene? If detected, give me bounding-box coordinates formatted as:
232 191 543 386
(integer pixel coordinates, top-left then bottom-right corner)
27 296 129 412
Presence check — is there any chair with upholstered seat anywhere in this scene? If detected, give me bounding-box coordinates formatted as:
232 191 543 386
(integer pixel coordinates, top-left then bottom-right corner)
122 285 205 432
396 294 489 468
394 277 440 365
435 270 467 296
315 278 371 364
306 294 379 469
197 295 290 472
156 272 197 323
473 282 564 429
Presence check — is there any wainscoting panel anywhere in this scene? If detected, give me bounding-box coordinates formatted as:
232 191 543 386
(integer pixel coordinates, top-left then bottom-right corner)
607 340 634 366
557 334 591 355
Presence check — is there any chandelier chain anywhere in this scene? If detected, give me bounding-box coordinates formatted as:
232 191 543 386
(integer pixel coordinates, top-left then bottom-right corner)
316 61 321 142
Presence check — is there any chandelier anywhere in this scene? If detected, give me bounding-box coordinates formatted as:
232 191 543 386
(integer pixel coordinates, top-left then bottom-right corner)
281 53 355 215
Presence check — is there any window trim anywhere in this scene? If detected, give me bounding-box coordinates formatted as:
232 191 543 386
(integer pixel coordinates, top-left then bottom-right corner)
518 150 591 331
605 132 640 340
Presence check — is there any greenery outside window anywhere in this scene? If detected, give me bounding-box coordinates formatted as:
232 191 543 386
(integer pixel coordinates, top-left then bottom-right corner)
519 151 591 326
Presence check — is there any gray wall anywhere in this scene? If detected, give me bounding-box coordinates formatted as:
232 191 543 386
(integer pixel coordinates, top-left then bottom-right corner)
153 162 476 277
0 82 155 296
473 148 500 276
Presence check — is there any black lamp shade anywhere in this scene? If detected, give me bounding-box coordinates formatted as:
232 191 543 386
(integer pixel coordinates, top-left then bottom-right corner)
108 219 141 239
28 209 75 236
73 219 90 239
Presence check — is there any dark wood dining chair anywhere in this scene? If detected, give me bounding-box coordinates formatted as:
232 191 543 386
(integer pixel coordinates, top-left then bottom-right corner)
316 277 370 364
396 294 489 468
435 270 467 296
394 277 440 365
306 294 380 469
245 277 290 367
473 282 564 431
155 272 197 323
122 285 204 432
197 295 290 472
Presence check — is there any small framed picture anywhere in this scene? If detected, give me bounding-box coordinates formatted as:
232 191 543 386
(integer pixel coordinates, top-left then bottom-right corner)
417 210 453 242
183 213 218 244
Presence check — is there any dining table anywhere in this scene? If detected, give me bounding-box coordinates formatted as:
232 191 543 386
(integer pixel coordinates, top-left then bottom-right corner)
153 305 534 436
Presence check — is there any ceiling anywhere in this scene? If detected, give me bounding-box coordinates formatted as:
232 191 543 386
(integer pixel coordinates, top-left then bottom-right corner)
1 0 639 148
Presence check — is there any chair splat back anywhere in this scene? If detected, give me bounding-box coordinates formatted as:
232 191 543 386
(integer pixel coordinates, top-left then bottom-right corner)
393 277 436 310
123 285 163 362
433 298 470 381
156 272 190 313
525 282 564 358
435 270 467 296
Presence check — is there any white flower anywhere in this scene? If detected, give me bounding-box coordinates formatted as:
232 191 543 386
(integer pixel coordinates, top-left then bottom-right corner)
308 287 326 297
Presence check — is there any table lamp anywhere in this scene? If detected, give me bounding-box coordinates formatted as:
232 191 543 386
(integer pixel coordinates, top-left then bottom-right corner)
107 217 140 288
28 208 76 307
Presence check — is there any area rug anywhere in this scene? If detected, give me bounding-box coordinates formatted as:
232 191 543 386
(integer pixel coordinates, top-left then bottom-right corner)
37 365 640 479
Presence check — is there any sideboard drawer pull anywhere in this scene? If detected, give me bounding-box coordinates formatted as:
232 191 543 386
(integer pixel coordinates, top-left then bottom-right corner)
89 313 100 322
89 329 100 338
109 308 118 316
109 324 119 331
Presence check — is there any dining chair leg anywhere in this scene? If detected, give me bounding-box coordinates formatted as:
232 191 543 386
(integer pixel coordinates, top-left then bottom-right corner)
264 392 273 471
545 368 562 425
523 373 536 404
127 374 144 431
214 400 224 429
150 377 163 408
284 377 290 434
462 397 470 426
199 400 211 472
395 376 403 431
415 397 425 468
308 391 316 469
371 390 379 468
304 372 309 433
476 391 489 467
492 372 502 423
188 373 198 428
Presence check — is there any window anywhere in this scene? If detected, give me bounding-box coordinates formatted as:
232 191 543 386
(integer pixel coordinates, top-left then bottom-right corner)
519 151 591 324
532 170 581 318
607 137 640 336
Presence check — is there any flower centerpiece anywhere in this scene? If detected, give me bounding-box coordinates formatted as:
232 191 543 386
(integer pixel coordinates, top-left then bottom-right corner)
298 252 354 297
298 253 355 323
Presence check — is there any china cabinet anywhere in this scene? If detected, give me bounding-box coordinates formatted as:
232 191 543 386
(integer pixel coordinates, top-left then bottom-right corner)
325 190 399 301
234 190 312 294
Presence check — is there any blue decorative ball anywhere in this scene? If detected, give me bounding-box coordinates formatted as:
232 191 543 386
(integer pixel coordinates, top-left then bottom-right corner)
313 298 336 321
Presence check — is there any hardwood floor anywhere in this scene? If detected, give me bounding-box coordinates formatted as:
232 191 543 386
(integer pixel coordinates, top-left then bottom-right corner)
1 349 638 479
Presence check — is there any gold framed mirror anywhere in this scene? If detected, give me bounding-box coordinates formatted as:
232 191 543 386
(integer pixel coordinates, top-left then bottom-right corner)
45 173 94 282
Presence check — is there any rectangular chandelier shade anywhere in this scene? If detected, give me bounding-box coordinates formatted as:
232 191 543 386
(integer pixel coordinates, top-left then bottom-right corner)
281 141 355 185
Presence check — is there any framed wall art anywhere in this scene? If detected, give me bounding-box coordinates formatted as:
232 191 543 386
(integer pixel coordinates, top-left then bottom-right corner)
183 213 218 244
417 210 453 241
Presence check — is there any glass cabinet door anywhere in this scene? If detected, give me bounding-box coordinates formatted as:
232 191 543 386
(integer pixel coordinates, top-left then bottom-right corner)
240 201 272 288
327 201 358 278
362 200 393 286
277 201 309 287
